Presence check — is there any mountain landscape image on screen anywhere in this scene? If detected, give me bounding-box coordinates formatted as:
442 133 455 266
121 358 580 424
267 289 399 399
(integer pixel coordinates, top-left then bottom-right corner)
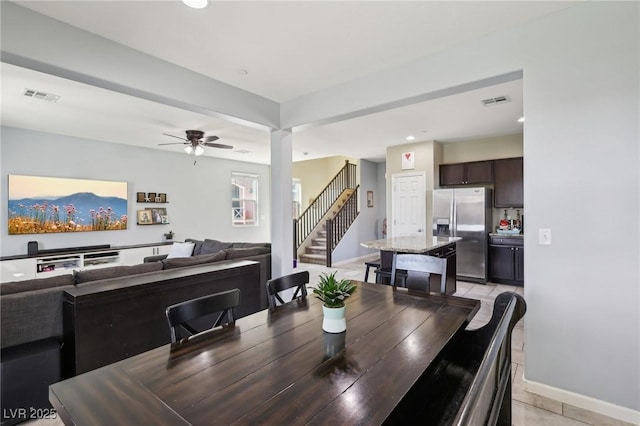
8 192 127 234
8 175 128 235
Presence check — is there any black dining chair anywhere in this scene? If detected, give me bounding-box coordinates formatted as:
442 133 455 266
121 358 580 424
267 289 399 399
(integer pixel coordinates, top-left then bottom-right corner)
165 288 241 342
266 270 309 308
364 260 380 282
390 253 448 294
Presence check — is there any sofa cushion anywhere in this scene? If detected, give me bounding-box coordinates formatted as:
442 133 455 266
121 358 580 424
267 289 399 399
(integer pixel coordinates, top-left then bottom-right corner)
74 262 163 284
162 251 227 270
224 247 271 259
230 242 271 249
1 285 74 348
201 239 232 255
185 238 204 256
166 242 195 259
0 274 75 295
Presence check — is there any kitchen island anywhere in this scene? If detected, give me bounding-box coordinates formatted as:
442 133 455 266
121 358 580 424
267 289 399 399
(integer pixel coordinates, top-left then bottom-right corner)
360 236 460 294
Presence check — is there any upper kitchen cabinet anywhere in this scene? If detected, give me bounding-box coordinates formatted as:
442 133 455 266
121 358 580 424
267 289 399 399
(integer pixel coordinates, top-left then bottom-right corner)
494 157 523 207
440 160 493 186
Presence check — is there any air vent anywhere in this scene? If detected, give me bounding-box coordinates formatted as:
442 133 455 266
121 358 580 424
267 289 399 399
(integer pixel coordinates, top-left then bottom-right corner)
22 88 61 102
481 95 510 106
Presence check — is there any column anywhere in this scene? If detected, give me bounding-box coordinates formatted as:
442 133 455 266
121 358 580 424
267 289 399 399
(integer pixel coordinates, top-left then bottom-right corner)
270 129 293 278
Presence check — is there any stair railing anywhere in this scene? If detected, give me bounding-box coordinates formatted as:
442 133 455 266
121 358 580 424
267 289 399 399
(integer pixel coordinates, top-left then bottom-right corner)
325 185 359 267
294 160 357 252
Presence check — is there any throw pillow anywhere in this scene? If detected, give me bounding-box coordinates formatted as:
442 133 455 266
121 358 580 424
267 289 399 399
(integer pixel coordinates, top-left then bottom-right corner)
166 242 195 259
185 238 204 256
200 239 232 255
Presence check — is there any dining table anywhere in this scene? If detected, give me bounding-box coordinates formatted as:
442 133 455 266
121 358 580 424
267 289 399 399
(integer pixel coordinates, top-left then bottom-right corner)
49 281 480 425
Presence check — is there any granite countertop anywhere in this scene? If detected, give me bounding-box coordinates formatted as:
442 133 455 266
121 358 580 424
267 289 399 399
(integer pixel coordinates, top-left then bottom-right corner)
360 235 461 254
489 233 524 239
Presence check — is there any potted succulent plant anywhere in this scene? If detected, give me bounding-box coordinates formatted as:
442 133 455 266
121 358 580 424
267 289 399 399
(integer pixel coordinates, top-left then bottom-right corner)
313 272 357 333
163 230 174 240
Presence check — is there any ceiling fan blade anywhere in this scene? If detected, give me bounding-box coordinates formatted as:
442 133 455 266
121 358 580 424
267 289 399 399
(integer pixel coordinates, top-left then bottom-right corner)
158 142 187 146
203 135 220 142
203 142 234 149
162 133 187 141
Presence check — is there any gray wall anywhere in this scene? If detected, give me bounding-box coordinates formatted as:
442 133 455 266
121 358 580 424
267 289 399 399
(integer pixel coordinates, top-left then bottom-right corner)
1 126 271 256
332 159 379 263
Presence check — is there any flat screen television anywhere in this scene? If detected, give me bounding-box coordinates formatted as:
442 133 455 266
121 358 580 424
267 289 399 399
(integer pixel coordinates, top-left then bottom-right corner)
8 175 128 235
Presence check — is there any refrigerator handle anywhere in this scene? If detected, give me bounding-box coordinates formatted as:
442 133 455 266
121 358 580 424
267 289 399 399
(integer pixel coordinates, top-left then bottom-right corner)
451 194 456 237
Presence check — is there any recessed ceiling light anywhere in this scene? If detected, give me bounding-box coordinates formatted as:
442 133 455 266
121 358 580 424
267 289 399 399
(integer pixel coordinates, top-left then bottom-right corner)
406 135 415 141
181 0 208 9
518 117 525 123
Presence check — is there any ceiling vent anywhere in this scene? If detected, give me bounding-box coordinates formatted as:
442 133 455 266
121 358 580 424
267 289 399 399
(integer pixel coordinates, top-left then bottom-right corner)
22 88 61 102
481 95 510 106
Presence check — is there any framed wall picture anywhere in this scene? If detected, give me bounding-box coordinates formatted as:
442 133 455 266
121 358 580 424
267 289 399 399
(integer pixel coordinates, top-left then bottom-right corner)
151 208 167 223
159 193 167 203
161 215 169 224
367 191 374 208
147 192 156 202
137 192 146 203
137 209 152 224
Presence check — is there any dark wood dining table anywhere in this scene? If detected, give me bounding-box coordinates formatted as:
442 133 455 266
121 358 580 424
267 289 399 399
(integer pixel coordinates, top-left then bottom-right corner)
49 281 480 425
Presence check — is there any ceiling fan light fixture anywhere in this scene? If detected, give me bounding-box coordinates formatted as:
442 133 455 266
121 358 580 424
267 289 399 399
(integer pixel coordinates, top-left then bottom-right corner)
181 0 208 9
194 145 205 156
184 145 193 154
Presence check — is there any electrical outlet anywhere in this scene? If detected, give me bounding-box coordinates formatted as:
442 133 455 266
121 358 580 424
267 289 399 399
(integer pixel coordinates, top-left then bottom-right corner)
539 228 552 245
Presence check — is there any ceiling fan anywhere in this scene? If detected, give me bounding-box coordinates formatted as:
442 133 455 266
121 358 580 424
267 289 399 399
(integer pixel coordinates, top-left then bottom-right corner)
159 130 233 155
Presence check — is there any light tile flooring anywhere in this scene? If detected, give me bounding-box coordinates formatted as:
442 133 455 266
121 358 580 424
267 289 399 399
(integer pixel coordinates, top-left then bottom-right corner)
27 256 633 426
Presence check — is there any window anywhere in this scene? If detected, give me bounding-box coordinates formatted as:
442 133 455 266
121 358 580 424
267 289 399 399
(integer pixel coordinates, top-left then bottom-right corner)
231 172 258 226
292 178 302 218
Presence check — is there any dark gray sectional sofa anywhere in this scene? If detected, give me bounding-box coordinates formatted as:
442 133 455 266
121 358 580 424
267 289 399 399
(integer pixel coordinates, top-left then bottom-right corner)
0 238 271 425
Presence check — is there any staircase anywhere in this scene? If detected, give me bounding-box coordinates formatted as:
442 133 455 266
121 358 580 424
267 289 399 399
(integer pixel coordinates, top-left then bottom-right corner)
294 160 361 266
298 223 327 265
298 188 355 265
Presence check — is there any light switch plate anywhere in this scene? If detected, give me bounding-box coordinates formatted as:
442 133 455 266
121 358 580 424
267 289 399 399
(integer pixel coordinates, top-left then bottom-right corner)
539 228 552 245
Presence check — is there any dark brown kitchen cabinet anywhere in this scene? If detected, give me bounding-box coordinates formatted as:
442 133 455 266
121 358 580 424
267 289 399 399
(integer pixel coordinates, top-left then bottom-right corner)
494 157 523 207
489 236 523 286
440 160 493 186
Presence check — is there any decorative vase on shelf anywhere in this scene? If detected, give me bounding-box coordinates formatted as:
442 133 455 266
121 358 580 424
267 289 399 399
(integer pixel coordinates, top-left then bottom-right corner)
313 272 357 334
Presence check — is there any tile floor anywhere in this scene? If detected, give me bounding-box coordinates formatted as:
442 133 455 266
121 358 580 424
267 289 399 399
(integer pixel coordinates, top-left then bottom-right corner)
27 256 633 426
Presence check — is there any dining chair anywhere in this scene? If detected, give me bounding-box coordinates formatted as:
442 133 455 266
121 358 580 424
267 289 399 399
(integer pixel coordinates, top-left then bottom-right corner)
266 270 309 308
165 288 241 342
390 253 447 294
364 260 380 282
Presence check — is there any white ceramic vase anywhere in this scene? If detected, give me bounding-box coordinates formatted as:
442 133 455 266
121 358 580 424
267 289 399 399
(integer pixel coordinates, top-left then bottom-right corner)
322 305 346 333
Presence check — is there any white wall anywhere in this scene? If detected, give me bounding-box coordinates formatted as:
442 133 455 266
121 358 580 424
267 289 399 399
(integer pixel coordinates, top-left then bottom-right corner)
281 1 639 416
1 127 271 256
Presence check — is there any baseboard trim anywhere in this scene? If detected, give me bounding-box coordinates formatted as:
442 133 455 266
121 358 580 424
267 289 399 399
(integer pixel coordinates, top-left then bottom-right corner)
523 376 640 425
333 253 378 266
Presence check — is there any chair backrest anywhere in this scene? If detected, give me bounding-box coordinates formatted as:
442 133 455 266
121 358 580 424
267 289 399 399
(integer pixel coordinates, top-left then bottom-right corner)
390 253 447 294
165 288 241 342
266 271 309 308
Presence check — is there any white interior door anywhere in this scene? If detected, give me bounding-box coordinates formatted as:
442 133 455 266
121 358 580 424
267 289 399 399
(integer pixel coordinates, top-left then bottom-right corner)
391 172 426 237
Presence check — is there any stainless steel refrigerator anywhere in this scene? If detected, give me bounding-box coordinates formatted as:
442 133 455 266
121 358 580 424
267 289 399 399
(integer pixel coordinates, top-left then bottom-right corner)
432 187 492 283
